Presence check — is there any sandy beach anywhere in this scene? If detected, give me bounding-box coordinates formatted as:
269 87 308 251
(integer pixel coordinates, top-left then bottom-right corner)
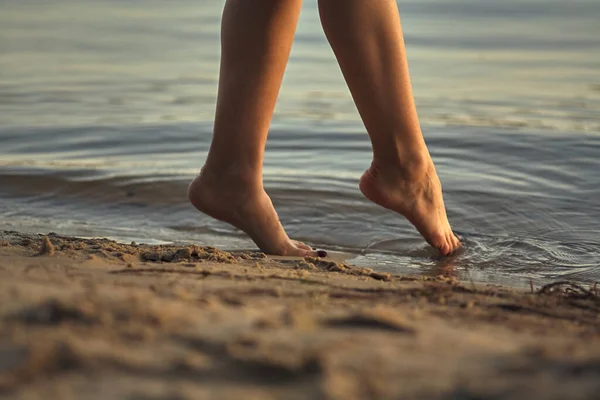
0 231 598 399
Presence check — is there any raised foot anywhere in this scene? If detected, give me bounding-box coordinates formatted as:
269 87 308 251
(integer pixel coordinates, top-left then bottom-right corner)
187 171 323 257
359 161 461 256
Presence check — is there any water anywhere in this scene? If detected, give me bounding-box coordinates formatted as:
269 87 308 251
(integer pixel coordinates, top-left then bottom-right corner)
1 0 599 287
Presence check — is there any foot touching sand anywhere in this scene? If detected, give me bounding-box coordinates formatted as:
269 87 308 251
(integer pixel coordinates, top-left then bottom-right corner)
360 159 461 256
189 157 459 257
188 169 322 257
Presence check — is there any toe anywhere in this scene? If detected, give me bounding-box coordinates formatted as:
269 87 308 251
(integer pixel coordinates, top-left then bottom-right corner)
439 243 451 256
283 241 320 257
300 248 319 257
292 240 313 251
444 233 461 255
291 241 328 258
428 232 450 256
435 234 456 256
286 247 314 257
298 248 327 258
452 233 462 249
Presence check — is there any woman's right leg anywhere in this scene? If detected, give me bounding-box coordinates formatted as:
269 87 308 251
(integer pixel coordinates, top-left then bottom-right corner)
188 0 321 257
318 0 460 255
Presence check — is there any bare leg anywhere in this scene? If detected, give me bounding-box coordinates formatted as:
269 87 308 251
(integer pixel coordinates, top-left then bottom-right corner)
318 0 460 255
188 0 322 257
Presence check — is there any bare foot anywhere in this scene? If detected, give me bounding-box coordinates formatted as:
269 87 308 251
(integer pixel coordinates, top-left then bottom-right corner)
188 169 324 257
359 159 461 256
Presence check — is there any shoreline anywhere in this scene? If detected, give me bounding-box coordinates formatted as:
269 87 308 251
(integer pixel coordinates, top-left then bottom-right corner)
1 231 599 399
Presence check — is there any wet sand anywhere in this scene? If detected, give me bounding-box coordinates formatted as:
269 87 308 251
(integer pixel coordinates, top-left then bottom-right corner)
0 231 599 400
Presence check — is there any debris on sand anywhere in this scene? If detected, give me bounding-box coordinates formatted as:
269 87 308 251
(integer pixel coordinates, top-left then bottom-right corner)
38 236 55 256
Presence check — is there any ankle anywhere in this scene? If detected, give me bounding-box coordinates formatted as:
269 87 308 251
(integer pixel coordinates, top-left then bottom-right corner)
200 161 262 188
371 151 433 182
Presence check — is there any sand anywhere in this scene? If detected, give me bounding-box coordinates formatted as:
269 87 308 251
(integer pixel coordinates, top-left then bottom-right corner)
0 231 599 400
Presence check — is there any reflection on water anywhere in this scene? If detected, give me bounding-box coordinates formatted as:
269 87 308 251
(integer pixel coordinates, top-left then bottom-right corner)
1 0 599 287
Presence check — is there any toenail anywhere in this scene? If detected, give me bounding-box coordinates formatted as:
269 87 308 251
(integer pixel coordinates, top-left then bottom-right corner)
317 250 327 258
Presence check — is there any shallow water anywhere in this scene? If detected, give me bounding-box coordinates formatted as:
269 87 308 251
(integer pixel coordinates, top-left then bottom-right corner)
1 0 599 286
